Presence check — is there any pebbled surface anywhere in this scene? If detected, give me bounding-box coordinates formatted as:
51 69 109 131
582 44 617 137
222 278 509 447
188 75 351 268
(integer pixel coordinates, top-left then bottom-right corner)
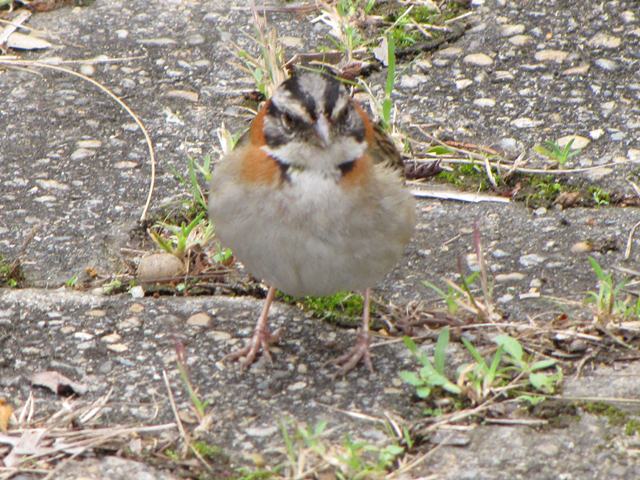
1 0 640 478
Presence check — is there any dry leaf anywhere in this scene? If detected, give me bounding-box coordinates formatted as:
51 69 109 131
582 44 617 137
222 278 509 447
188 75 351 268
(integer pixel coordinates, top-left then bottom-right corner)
6 32 52 50
31 371 88 396
0 399 13 433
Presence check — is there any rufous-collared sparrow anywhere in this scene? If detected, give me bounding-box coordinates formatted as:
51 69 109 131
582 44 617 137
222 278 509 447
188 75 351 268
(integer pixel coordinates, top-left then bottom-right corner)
209 72 415 374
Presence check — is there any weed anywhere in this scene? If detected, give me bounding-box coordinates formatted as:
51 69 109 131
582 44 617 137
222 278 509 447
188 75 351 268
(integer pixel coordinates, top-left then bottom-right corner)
175 341 210 422
400 331 462 399
589 186 610 207
534 138 581 166
401 328 562 406
423 224 497 322
149 212 214 260
234 9 287 98
423 272 480 316
316 0 376 62
586 256 640 322
279 419 404 479
65 274 78 288
102 278 123 294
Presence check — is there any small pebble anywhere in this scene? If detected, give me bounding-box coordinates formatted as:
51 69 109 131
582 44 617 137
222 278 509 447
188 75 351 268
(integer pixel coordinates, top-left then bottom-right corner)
570 241 593 253
187 312 211 327
534 49 568 62
463 53 494 66
588 32 621 49
519 254 545 267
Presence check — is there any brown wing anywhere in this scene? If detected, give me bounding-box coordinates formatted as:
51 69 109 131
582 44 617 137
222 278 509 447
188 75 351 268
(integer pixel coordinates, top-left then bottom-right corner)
367 123 406 173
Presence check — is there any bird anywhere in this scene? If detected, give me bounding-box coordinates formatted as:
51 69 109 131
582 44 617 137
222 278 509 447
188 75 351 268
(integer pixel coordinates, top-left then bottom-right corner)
208 72 415 374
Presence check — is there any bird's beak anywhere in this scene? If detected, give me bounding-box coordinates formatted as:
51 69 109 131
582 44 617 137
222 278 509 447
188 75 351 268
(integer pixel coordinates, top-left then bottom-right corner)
314 115 331 147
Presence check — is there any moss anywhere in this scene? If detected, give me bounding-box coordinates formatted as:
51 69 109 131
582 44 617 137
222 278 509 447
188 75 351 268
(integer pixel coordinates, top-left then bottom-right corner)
277 291 367 327
581 401 640 435
0 254 23 288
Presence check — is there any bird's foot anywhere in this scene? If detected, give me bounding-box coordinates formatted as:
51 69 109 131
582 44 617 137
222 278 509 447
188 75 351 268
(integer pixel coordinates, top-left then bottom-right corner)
331 330 373 377
224 327 283 369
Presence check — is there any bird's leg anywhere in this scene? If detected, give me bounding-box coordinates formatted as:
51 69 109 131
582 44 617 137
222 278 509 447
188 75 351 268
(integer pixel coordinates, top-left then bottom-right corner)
332 288 374 375
224 285 282 369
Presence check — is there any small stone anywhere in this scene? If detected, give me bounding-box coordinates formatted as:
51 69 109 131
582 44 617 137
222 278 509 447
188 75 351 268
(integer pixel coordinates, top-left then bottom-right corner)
129 303 144 313
588 32 621 49
186 34 205 46
568 339 588 353
87 309 106 317
534 49 568 62
621 10 636 24
115 29 128 39
570 241 593 253
245 426 278 437
187 312 211 327
114 161 138 169
107 343 128 353
35 195 56 203
497 294 514 303
466 253 480 272
519 254 545 267
497 138 520 155
137 253 185 282
77 139 102 149
437 46 462 58
492 249 511 258
139 38 177 46
74 331 94 340
118 316 141 329
455 79 473 90
509 35 532 46
500 24 525 37
473 98 496 108
557 135 590 149
628 149 640 162
101 333 122 343
589 128 605 140
36 179 69 191
463 53 493 66
280 36 303 48
495 272 525 283
494 70 514 81
208 330 231 341
511 117 543 129
536 443 560 456
288 381 307 391
130 286 145 299
399 74 428 89
562 64 590 76
79 64 95 76
594 58 618 71
70 148 95 161
165 89 199 102
529 278 543 288
534 207 547 216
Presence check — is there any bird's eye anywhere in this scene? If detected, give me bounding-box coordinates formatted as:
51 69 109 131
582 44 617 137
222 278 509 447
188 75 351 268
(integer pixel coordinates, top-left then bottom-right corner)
281 113 295 132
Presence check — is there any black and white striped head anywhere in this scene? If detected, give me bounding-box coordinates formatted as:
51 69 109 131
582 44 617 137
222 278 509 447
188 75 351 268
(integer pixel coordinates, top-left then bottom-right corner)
261 73 367 171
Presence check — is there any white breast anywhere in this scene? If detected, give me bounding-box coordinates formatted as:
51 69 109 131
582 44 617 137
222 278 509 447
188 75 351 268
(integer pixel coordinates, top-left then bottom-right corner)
210 163 415 297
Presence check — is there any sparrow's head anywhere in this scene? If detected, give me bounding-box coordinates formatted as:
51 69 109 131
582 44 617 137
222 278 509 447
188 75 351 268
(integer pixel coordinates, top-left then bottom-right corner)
259 73 369 172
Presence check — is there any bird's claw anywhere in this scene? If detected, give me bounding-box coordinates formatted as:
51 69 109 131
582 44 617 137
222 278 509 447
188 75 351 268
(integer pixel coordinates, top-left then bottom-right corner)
224 327 283 369
331 330 374 377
